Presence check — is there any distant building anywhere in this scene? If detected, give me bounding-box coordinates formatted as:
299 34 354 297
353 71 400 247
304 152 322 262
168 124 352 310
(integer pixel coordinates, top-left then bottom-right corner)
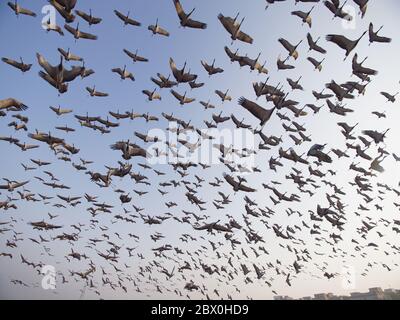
275 287 400 300
273 295 294 300
348 287 385 300
314 293 337 300
383 289 400 300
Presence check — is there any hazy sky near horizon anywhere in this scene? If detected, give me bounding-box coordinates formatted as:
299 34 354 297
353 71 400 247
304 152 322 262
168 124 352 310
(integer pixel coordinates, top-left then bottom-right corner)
0 0 400 300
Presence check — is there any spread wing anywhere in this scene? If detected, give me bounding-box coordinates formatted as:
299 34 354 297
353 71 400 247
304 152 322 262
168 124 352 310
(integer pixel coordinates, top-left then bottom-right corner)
95 91 108 97
218 14 235 34
150 26 170 36
75 10 102 24
57 48 68 58
224 46 238 61
79 30 98 40
7 2 16 11
184 96 196 104
169 58 179 78
12 181 30 189
181 72 197 83
326 34 349 50
172 1 207 28
223 174 237 189
186 18 207 29
1 57 31 71
238 97 273 123
278 38 294 53
237 31 253 44
112 68 123 76
2 57 19 68
313 44 327 54
123 49 136 59
123 49 148 62
0 98 28 111
114 10 141 26
114 10 127 21
39 71 68 93
14 4 37 16
307 33 327 53
173 0 186 20
55 0 77 11
64 23 77 36
151 77 163 87
324 1 338 14
170 89 183 101
291 11 307 20
231 115 241 127
63 66 84 82
215 90 224 99
307 33 314 48
75 9 90 21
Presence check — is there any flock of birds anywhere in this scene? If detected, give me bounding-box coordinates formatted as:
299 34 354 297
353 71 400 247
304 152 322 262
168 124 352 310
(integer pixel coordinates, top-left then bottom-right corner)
1 0 400 299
